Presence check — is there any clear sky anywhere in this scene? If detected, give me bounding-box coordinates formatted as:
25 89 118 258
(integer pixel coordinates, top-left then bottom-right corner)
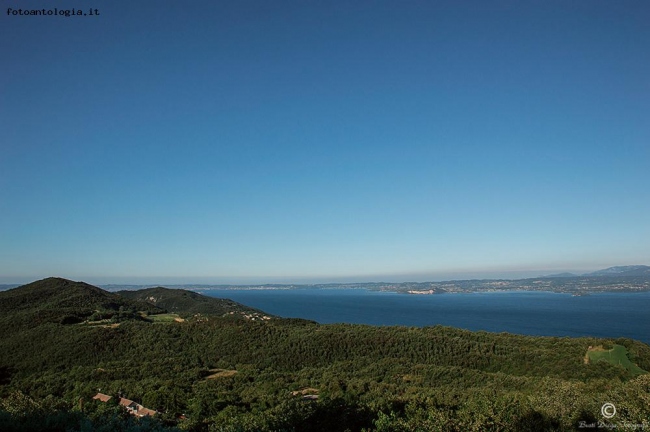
1 1 649 284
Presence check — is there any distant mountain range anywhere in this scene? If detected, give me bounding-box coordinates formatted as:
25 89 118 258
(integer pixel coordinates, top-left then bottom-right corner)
545 265 650 278
583 265 650 277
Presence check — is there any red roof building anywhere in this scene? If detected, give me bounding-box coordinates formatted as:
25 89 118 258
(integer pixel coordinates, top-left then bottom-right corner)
92 393 112 403
92 393 157 417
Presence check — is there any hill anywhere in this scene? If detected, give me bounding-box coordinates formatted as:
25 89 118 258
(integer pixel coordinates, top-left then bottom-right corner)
0 277 162 331
584 265 650 277
116 286 273 319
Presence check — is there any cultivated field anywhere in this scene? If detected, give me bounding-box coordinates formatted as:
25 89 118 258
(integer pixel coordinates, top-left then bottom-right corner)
586 344 647 375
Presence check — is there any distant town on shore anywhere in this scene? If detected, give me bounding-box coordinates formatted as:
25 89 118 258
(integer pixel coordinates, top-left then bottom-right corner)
5 265 647 296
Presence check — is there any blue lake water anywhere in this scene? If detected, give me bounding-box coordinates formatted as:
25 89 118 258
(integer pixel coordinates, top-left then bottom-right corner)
203 289 650 343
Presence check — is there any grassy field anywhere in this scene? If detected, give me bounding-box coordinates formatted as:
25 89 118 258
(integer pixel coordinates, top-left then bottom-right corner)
586 344 647 376
204 368 238 380
147 313 184 323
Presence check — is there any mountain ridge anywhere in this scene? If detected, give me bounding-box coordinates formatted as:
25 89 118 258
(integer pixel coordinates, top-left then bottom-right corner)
582 265 650 277
0 277 273 328
116 286 272 318
0 277 161 313
0 277 162 332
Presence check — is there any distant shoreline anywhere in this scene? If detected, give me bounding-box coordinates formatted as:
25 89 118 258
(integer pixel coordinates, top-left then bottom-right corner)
2 274 650 295
103 274 650 295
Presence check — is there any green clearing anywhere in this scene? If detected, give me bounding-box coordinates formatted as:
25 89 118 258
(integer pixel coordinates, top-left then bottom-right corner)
587 344 647 376
204 368 238 380
147 313 183 323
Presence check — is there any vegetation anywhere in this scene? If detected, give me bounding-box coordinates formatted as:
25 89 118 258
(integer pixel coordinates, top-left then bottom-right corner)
586 344 647 376
147 313 184 323
0 278 162 333
117 286 272 318
0 278 649 431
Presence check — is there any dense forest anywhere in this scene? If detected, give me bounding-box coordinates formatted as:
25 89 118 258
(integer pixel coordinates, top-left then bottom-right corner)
1 278 648 431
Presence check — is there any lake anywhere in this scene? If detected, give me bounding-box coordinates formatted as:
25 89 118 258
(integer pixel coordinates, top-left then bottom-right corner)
203 289 650 343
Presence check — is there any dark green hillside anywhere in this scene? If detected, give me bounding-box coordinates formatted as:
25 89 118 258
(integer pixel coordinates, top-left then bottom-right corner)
1 278 649 431
0 277 162 332
116 287 271 318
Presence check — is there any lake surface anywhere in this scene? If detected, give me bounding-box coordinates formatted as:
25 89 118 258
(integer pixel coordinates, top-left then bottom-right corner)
203 289 650 343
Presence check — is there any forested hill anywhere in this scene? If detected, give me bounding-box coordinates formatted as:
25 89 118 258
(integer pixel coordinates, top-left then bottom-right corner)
0 278 273 331
116 286 272 318
0 277 162 331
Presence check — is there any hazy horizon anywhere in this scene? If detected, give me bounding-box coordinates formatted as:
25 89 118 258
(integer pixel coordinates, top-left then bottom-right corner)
2 263 647 286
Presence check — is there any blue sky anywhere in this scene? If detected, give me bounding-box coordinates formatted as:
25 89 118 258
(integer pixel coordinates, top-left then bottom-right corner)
1 1 649 284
